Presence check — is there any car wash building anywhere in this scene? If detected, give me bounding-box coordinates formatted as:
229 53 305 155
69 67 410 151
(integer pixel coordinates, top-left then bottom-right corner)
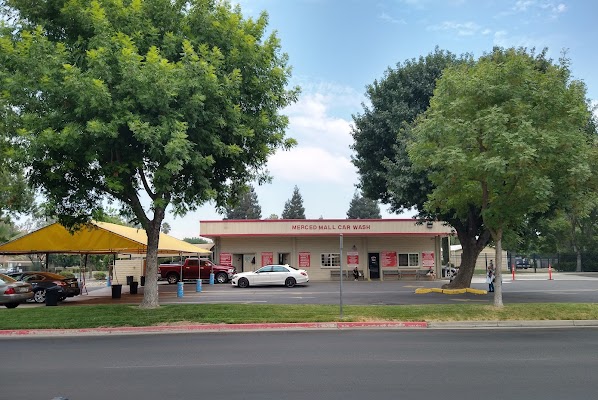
200 219 452 281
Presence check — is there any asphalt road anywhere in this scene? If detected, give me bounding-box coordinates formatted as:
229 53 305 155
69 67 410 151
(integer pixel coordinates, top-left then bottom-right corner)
147 273 598 305
3 328 598 400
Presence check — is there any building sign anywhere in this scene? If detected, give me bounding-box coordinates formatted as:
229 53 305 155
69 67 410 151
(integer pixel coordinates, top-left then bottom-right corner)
261 252 273 266
291 223 372 231
220 253 232 266
299 252 311 268
381 251 397 267
347 251 359 266
422 251 435 267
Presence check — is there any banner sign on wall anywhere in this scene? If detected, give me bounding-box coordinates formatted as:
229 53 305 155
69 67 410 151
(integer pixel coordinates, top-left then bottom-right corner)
347 251 359 266
261 252 273 266
381 251 397 267
220 253 232 266
298 252 311 268
422 251 435 267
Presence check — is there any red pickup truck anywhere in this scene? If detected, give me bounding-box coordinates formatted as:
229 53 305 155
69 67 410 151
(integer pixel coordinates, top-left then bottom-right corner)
158 258 236 284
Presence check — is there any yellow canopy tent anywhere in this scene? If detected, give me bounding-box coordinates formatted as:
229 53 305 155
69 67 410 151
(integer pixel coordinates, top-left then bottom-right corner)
0 221 210 255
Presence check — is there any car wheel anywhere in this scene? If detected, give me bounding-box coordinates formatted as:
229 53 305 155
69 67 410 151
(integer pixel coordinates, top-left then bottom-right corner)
4 303 19 309
166 273 179 284
285 277 296 288
215 272 228 284
33 289 46 303
238 277 249 288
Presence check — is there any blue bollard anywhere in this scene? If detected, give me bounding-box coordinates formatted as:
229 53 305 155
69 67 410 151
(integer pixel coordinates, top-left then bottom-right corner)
107 276 111 287
177 281 184 298
209 272 215 285
196 279 202 292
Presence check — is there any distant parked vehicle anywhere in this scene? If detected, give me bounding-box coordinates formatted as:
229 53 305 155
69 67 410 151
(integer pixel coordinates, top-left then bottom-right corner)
0 273 33 308
8 271 80 303
231 264 309 288
158 258 236 284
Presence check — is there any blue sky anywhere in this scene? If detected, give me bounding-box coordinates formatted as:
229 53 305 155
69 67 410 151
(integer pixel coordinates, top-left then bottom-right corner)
166 0 598 239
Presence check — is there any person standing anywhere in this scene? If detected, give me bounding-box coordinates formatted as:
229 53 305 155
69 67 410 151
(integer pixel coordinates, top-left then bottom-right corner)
488 260 495 273
486 270 495 292
353 266 360 281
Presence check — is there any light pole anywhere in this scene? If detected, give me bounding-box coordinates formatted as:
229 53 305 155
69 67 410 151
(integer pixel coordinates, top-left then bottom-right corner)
339 233 343 320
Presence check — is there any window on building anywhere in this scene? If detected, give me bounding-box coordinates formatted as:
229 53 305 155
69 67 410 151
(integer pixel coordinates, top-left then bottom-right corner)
321 253 340 267
398 253 419 267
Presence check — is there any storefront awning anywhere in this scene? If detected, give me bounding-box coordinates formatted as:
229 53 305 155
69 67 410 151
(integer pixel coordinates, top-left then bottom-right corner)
0 221 210 255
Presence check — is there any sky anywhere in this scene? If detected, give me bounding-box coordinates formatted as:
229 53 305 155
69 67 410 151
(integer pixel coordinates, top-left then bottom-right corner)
164 0 598 239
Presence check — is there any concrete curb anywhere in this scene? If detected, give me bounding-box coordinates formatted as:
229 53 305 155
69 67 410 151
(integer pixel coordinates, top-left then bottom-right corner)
428 320 598 329
0 321 428 337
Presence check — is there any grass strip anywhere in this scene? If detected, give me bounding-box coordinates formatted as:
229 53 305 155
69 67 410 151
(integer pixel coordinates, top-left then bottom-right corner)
2 303 598 330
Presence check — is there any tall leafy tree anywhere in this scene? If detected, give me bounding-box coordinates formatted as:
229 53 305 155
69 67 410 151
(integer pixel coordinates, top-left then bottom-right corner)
351 48 491 288
0 0 298 308
282 185 305 219
410 47 593 306
224 185 262 219
346 191 381 219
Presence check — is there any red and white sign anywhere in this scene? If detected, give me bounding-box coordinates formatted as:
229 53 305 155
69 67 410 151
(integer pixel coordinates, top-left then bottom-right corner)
261 252 273 266
220 253 232 266
347 251 359 266
381 251 397 267
298 252 311 268
422 252 435 267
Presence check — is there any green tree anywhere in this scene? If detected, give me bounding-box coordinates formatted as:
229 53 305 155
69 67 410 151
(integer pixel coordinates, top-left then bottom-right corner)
224 185 262 219
0 0 298 308
351 48 491 288
346 191 381 219
410 47 593 306
282 185 305 219
161 222 171 234
183 237 210 244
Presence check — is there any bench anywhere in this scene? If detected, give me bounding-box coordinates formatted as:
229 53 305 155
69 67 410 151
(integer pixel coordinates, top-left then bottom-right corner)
382 269 400 280
384 269 435 280
330 269 365 280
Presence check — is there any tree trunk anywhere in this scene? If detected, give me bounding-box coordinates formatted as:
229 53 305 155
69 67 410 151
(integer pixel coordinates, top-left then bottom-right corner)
493 233 504 307
443 213 491 289
576 250 582 273
140 208 165 309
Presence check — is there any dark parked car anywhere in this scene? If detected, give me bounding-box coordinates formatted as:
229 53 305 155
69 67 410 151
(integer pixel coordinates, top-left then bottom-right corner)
8 271 80 303
0 273 33 308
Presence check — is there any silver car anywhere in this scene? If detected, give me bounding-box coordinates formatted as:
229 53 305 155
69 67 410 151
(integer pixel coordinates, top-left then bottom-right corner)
0 273 33 308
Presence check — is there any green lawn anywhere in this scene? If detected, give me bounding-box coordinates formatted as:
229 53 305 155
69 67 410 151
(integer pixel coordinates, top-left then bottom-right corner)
2 303 598 330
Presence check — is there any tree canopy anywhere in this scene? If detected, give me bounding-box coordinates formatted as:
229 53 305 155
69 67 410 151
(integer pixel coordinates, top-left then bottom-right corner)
224 185 262 219
282 185 306 219
0 0 298 308
351 48 491 288
409 47 595 305
346 191 381 219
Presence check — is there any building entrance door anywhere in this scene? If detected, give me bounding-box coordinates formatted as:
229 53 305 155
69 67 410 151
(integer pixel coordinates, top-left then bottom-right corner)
368 253 380 280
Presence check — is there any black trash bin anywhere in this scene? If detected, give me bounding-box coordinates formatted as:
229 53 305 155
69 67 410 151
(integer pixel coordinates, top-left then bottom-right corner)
45 286 60 306
111 284 122 299
126 275 134 285
140 276 145 286
130 281 139 294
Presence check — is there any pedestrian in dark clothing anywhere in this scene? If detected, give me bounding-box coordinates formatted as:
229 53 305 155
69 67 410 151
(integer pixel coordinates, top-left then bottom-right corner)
353 266 360 281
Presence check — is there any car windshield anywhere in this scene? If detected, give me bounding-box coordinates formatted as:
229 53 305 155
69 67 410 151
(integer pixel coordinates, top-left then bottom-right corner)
0 273 17 283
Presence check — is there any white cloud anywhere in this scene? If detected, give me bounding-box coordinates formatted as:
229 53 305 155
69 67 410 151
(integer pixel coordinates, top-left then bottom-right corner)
268 146 357 184
379 12 406 24
428 21 483 36
493 30 545 49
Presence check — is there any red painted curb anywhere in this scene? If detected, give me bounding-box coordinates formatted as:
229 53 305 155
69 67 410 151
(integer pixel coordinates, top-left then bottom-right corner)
0 321 427 336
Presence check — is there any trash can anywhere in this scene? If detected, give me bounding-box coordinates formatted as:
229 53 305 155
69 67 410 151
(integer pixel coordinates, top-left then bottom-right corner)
126 275 134 285
130 281 139 294
45 286 60 306
140 276 145 286
111 284 122 299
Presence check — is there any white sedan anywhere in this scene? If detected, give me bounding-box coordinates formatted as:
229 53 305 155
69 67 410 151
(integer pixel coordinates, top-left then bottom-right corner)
231 264 309 288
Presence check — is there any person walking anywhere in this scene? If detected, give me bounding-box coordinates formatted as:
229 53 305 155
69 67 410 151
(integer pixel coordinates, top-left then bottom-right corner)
486 270 495 292
353 266 360 281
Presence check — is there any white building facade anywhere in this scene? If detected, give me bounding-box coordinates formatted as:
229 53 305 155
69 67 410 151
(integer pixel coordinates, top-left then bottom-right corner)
200 219 452 281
